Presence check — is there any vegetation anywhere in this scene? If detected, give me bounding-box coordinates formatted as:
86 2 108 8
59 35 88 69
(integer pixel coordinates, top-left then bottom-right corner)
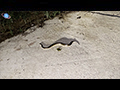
0 11 62 43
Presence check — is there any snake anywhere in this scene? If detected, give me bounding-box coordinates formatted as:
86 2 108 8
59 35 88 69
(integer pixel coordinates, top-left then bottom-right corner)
39 37 80 49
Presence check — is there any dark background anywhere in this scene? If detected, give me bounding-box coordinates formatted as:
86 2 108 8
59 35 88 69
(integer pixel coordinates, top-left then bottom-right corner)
1 0 120 10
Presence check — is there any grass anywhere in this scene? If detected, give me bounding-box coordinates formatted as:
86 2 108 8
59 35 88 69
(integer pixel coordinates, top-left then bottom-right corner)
44 11 61 19
0 11 63 43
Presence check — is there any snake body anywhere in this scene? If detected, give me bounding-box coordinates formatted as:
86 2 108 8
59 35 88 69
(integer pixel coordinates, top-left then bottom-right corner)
40 37 80 49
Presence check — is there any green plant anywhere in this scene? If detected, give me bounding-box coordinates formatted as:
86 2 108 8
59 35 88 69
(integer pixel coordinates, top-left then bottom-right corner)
44 11 61 19
19 28 23 32
9 26 13 35
10 18 13 23
44 11 49 18
9 30 13 35
2 23 6 33
53 11 60 16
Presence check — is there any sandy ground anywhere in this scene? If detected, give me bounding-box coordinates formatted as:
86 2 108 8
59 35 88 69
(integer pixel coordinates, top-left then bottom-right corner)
0 11 120 79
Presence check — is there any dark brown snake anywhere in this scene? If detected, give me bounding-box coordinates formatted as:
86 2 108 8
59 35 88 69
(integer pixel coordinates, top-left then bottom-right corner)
40 37 80 49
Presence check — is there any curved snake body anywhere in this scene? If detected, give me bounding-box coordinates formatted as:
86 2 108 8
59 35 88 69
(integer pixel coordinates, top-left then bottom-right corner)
40 37 80 49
